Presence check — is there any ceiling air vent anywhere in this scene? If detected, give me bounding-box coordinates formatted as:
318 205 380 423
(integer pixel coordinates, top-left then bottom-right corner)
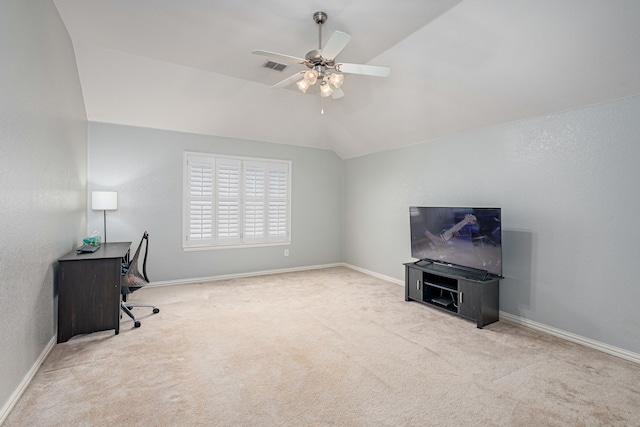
262 60 288 72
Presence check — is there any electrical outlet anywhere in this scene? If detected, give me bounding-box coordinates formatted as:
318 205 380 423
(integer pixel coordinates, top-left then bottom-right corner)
284 249 289 257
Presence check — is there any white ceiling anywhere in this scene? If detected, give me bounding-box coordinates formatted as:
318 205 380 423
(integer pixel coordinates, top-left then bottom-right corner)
53 0 640 159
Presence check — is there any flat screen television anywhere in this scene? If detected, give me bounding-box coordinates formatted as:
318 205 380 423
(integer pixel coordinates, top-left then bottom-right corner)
409 206 502 277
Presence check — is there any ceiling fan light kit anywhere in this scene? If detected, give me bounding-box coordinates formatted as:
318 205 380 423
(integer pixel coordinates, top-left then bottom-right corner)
329 73 344 88
304 70 318 85
252 11 390 103
296 78 311 93
320 81 333 98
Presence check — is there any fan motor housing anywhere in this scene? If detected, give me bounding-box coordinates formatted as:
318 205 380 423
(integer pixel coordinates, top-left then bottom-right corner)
305 49 322 64
305 49 335 68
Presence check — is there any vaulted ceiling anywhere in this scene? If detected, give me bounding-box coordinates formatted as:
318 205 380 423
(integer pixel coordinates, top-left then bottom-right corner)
53 0 640 159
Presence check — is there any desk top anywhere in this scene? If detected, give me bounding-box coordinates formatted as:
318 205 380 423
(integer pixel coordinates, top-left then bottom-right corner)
59 241 132 262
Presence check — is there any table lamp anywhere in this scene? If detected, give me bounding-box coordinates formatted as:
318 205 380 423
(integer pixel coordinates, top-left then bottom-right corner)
91 191 118 242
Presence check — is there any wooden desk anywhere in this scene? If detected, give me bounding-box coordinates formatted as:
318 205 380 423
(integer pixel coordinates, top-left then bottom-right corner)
57 242 131 343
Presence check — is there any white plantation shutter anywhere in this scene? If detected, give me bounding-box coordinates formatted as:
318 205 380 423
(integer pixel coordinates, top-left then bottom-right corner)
243 162 266 242
216 159 241 243
184 152 290 249
187 157 214 243
267 163 289 241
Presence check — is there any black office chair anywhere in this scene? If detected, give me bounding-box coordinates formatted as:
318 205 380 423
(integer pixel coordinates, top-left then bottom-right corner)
121 231 159 328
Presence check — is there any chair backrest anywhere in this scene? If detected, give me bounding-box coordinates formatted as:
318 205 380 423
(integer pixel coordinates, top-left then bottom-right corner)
122 231 149 290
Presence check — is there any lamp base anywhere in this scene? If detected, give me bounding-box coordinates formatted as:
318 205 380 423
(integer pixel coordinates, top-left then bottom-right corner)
103 210 107 243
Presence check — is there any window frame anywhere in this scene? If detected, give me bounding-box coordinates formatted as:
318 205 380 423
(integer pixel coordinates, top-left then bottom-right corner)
183 151 291 251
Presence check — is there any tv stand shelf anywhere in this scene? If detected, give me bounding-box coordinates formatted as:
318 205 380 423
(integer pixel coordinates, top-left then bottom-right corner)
404 262 500 328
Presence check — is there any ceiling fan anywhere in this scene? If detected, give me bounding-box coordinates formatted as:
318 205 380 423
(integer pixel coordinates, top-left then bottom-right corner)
252 11 391 100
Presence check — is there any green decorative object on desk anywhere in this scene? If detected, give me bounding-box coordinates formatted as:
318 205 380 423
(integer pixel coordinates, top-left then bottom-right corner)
83 236 102 246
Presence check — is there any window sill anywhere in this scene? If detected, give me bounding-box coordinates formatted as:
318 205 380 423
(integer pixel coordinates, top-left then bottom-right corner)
182 241 291 251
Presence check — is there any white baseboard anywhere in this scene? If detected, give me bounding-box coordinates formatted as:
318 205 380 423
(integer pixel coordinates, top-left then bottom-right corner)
0 335 56 425
499 312 640 365
342 263 640 365
147 262 405 289
146 263 344 288
341 263 404 286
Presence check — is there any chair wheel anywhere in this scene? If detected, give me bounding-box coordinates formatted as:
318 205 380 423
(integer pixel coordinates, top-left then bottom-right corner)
134 321 141 328
153 308 160 314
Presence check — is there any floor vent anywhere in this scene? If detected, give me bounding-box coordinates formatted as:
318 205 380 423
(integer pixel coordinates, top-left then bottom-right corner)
263 60 288 72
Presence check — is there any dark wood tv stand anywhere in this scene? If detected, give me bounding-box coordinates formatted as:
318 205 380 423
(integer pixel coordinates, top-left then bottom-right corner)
404 261 500 328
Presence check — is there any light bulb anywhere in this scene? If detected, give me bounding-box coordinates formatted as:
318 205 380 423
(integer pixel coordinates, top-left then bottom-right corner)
303 69 318 85
297 79 310 93
320 82 333 98
328 73 344 89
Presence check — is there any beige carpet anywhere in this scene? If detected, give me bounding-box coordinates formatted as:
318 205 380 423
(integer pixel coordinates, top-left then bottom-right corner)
4 267 640 426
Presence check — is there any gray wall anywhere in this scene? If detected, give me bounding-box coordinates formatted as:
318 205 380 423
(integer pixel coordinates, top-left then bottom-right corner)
343 95 640 354
87 123 343 282
0 0 87 415
1 1 638 417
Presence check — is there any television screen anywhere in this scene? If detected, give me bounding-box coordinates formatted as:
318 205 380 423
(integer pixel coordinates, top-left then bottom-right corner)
409 207 502 276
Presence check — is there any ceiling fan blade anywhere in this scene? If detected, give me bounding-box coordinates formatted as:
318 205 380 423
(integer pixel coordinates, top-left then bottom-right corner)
252 50 307 65
331 87 345 99
271 72 304 89
336 63 391 77
321 31 352 61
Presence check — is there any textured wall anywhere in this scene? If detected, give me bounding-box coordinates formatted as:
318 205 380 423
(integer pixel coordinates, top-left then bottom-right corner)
87 123 343 282
0 0 87 415
343 95 640 354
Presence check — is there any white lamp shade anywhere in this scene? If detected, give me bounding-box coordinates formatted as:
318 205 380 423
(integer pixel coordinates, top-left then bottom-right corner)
91 191 118 210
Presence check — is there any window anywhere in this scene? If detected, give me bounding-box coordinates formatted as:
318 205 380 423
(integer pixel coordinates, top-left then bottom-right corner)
183 152 291 249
